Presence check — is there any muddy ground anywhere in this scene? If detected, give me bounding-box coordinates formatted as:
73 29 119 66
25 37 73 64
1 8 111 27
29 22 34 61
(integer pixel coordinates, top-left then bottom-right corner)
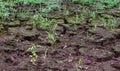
0 2 120 71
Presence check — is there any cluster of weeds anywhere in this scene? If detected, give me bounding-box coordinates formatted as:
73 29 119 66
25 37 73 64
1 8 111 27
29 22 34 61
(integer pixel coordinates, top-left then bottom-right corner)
31 14 52 29
41 1 61 14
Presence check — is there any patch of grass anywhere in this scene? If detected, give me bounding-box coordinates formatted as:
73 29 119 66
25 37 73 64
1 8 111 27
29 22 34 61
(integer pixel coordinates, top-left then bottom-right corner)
31 14 54 29
17 9 30 20
72 0 94 5
94 3 105 10
41 2 61 14
0 1 10 20
101 0 119 8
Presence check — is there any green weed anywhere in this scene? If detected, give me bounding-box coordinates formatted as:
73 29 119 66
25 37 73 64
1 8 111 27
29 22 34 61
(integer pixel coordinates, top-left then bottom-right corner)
47 24 57 45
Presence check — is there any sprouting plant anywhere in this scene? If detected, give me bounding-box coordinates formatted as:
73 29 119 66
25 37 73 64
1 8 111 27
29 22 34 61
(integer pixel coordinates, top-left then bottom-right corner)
47 30 56 45
27 44 38 65
89 11 97 30
75 12 79 24
63 6 70 16
47 19 58 45
90 11 96 19
78 58 83 70
43 48 48 59
17 10 29 20
91 20 97 30
78 58 82 65
46 22 57 45
75 58 83 71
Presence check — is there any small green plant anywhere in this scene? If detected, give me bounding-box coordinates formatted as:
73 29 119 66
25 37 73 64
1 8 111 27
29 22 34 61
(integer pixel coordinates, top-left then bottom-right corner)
90 12 97 30
47 23 57 45
78 58 83 70
75 58 83 71
17 10 29 20
27 44 38 65
92 22 97 30
47 32 56 45
75 12 80 24
47 30 56 45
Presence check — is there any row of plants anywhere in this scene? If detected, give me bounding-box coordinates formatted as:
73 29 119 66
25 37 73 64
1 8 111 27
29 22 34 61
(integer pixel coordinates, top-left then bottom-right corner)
1 0 120 19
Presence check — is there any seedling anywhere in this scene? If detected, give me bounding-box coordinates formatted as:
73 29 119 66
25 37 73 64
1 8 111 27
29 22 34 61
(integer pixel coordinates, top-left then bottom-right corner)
75 12 80 24
75 58 83 71
47 31 56 45
27 44 38 65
